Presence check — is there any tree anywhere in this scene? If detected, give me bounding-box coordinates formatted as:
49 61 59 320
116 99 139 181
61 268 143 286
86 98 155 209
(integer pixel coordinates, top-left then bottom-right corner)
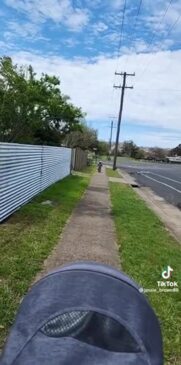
97 141 109 156
134 148 145 160
118 140 146 159
64 124 98 151
121 140 139 158
149 147 166 160
0 57 84 145
169 144 181 157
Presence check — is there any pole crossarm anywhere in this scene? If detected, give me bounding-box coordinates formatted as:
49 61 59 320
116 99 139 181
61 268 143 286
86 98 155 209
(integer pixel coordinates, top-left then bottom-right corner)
114 85 134 89
115 72 135 76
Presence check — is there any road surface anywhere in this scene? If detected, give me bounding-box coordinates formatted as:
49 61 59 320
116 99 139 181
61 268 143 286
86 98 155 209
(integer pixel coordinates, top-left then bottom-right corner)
109 159 181 208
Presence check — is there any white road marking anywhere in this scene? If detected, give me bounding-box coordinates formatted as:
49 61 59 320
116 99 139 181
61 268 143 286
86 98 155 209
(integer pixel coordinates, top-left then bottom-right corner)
147 172 181 185
141 174 181 194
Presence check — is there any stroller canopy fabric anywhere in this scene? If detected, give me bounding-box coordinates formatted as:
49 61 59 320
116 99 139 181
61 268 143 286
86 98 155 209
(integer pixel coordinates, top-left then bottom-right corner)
0 262 163 365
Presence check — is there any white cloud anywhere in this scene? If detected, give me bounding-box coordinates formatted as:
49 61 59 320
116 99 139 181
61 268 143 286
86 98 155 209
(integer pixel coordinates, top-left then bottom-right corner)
64 38 79 48
0 40 15 50
5 0 89 31
10 49 181 146
144 1 181 36
92 21 108 34
125 37 176 55
164 2 181 26
111 0 124 10
2 0 181 147
82 0 102 9
65 8 89 31
103 32 120 44
5 21 40 39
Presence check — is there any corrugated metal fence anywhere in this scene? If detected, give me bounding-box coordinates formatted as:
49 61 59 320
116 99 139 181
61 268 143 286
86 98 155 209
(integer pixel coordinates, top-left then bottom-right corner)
0 143 71 222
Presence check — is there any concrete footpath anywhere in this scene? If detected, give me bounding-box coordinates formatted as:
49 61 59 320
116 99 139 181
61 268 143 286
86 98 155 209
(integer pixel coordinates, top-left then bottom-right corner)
36 168 120 281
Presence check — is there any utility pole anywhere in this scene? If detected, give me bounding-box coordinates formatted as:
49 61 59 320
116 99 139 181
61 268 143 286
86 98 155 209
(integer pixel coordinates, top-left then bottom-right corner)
109 120 113 153
113 72 135 170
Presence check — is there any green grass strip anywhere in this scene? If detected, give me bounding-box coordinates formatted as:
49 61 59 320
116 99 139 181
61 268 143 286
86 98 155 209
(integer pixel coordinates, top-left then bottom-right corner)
109 182 181 365
106 168 121 178
0 174 90 347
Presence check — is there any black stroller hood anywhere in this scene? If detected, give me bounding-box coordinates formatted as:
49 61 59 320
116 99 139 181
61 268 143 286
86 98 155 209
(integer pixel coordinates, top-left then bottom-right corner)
0 262 163 365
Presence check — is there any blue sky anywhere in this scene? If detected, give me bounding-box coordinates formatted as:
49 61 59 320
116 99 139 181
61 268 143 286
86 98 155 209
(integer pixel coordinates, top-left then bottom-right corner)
0 0 181 147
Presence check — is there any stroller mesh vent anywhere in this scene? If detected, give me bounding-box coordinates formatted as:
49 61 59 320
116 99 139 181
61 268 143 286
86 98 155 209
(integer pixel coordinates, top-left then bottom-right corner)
41 310 140 353
41 311 90 337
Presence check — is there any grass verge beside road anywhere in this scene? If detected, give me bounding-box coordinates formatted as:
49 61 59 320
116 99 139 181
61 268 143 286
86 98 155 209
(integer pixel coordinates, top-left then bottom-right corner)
0 174 90 347
106 167 121 178
109 182 181 365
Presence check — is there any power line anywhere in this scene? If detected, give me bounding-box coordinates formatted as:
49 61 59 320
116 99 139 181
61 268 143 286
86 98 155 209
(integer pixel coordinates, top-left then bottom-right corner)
111 0 128 127
134 88 181 92
101 124 117 128
142 0 174 55
123 0 174 76
166 11 181 38
116 0 128 66
138 10 181 80
132 0 143 31
123 0 143 68
108 115 117 119
136 0 180 80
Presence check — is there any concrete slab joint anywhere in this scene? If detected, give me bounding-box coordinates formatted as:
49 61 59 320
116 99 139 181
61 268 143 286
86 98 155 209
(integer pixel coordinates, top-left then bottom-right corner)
35 167 120 282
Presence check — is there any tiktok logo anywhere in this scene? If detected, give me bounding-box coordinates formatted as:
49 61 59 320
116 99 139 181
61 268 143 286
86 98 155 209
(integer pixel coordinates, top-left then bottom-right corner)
162 266 173 280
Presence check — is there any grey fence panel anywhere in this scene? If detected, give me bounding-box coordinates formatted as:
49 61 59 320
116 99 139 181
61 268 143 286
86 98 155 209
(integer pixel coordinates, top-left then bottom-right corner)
0 143 71 222
41 146 71 190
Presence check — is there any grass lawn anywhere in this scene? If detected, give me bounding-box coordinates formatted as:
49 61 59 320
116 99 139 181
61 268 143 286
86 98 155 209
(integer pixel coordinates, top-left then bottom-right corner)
81 165 96 174
116 156 134 163
0 174 90 347
109 182 181 365
106 167 122 178
97 155 109 161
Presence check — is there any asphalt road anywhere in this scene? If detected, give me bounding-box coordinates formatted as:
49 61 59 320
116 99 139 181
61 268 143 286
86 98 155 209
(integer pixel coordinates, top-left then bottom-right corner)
109 159 181 208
